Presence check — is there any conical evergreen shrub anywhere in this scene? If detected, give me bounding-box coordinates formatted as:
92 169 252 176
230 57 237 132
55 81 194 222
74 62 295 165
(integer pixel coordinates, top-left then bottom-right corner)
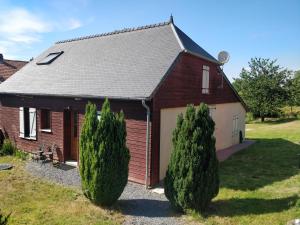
164 103 219 212
80 99 130 206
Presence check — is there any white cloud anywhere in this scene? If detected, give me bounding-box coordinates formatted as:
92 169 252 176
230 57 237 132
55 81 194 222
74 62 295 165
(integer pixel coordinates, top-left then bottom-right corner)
0 7 83 60
66 18 82 30
9 34 41 44
0 40 18 59
0 8 51 34
0 8 51 44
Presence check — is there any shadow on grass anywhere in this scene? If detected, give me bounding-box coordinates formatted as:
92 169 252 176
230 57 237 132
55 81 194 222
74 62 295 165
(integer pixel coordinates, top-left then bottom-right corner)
117 199 181 218
220 138 300 191
206 195 298 217
251 118 298 125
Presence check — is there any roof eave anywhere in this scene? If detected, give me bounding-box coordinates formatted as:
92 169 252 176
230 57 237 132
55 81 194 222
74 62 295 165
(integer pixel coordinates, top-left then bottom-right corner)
170 23 221 65
184 49 221 65
147 51 184 100
170 23 185 50
0 92 151 102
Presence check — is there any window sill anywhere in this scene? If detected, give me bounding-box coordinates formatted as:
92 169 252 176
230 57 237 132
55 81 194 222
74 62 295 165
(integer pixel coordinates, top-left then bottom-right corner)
202 89 210 94
40 129 52 133
20 136 36 141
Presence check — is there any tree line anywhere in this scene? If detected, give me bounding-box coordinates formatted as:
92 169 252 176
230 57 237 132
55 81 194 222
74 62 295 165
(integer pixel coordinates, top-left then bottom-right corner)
232 58 300 122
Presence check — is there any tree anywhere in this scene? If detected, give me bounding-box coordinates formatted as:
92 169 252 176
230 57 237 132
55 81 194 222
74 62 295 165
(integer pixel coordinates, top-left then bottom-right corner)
294 71 300 105
233 58 291 122
164 103 219 212
80 99 130 206
286 70 300 112
232 77 243 94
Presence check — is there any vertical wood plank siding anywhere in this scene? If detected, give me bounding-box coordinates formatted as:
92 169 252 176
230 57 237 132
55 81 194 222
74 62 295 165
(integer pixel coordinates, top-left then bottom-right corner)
150 53 240 185
0 106 65 160
0 96 148 184
0 53 242 186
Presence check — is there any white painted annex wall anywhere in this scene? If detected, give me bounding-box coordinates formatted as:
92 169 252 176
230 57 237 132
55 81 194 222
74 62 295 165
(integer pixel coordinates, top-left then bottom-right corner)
159 102 246 180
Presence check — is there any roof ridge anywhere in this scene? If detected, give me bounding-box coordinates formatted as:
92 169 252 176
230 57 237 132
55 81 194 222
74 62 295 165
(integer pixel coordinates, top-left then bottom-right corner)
56 21 172 44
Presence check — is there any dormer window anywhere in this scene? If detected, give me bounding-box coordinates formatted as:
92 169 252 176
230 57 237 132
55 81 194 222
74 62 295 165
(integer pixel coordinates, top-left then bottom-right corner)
202 65 210 94
37 51 64 65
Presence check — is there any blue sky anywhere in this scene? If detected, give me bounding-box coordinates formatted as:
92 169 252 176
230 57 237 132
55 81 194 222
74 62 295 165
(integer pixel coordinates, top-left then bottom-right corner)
0 0 299 80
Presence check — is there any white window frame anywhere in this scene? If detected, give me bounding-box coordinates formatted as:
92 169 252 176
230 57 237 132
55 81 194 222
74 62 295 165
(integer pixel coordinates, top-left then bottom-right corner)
19 107 37 140
97 111 101 121
202 65 210 94
208 106 216 119
19 107 25 138
232 115 239 137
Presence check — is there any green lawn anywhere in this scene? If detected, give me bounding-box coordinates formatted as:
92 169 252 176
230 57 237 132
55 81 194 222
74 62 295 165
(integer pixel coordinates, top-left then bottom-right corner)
189 119 300 225
1 119 300 225
0 157 122 225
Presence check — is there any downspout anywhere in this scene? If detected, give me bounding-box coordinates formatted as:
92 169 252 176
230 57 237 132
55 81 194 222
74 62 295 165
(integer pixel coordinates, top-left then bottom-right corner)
142 99 150 189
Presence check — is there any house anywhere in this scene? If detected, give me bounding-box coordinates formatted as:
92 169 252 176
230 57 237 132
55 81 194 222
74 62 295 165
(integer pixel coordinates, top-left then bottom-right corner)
0 54 27 83
0 18 246 186
0 54 27 143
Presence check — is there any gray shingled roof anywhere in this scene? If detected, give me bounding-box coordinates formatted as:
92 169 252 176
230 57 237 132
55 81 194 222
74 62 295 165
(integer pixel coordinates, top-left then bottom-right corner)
0 20 219 100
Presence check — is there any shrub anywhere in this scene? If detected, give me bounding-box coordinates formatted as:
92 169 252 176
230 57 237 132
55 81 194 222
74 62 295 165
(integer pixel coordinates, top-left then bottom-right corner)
0 210 10 225
164 103 219 212
15 150 28 160
80 99 130 206
0 139 16 156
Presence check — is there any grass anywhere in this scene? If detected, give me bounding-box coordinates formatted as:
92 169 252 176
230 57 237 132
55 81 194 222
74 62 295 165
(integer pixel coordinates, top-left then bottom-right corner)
188 119 300 225
0 156 122 225
282 106 300 116
1 119 300 225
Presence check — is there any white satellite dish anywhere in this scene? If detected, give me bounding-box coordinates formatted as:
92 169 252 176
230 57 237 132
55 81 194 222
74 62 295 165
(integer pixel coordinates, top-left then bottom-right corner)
218 51 230 65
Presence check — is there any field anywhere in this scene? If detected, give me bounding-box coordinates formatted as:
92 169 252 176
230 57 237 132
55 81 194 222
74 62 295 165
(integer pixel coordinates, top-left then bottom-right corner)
1 119 299 225
190 119 300 225
0 156 122 225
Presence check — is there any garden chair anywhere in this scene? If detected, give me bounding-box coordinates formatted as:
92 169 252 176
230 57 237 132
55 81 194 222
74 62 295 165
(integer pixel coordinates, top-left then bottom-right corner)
43 146 53 162
51 144 60 167
31 144 46 162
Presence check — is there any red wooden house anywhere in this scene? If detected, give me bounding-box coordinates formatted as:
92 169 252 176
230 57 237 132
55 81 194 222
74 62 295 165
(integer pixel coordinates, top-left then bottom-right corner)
0 54 27 143
0 19 246 186
0 54 27 83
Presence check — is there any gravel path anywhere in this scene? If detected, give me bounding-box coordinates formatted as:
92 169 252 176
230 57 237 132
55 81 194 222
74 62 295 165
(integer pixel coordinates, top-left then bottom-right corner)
119 183 183 225
26 161 81 187
25 161 183 225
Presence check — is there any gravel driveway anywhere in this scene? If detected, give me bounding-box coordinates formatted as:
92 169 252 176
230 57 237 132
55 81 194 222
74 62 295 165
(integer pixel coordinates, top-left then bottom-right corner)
119 182 183 225
26 161 183 225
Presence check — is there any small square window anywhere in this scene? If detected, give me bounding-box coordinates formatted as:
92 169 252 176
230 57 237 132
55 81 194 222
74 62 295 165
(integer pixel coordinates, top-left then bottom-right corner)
37 51 63 65
41 109 51 131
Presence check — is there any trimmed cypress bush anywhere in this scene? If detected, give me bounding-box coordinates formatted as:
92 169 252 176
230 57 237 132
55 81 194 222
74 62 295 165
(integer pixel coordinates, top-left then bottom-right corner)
79 99 130 206
164 103 219 212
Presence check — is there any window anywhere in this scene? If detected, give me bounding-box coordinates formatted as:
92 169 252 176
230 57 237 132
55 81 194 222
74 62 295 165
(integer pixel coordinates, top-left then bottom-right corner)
209 106 216 119
232 115 239 137
41 109 51 131
36 51 64 65
97 111 101 121
19 107 36 140
202 65 210 94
